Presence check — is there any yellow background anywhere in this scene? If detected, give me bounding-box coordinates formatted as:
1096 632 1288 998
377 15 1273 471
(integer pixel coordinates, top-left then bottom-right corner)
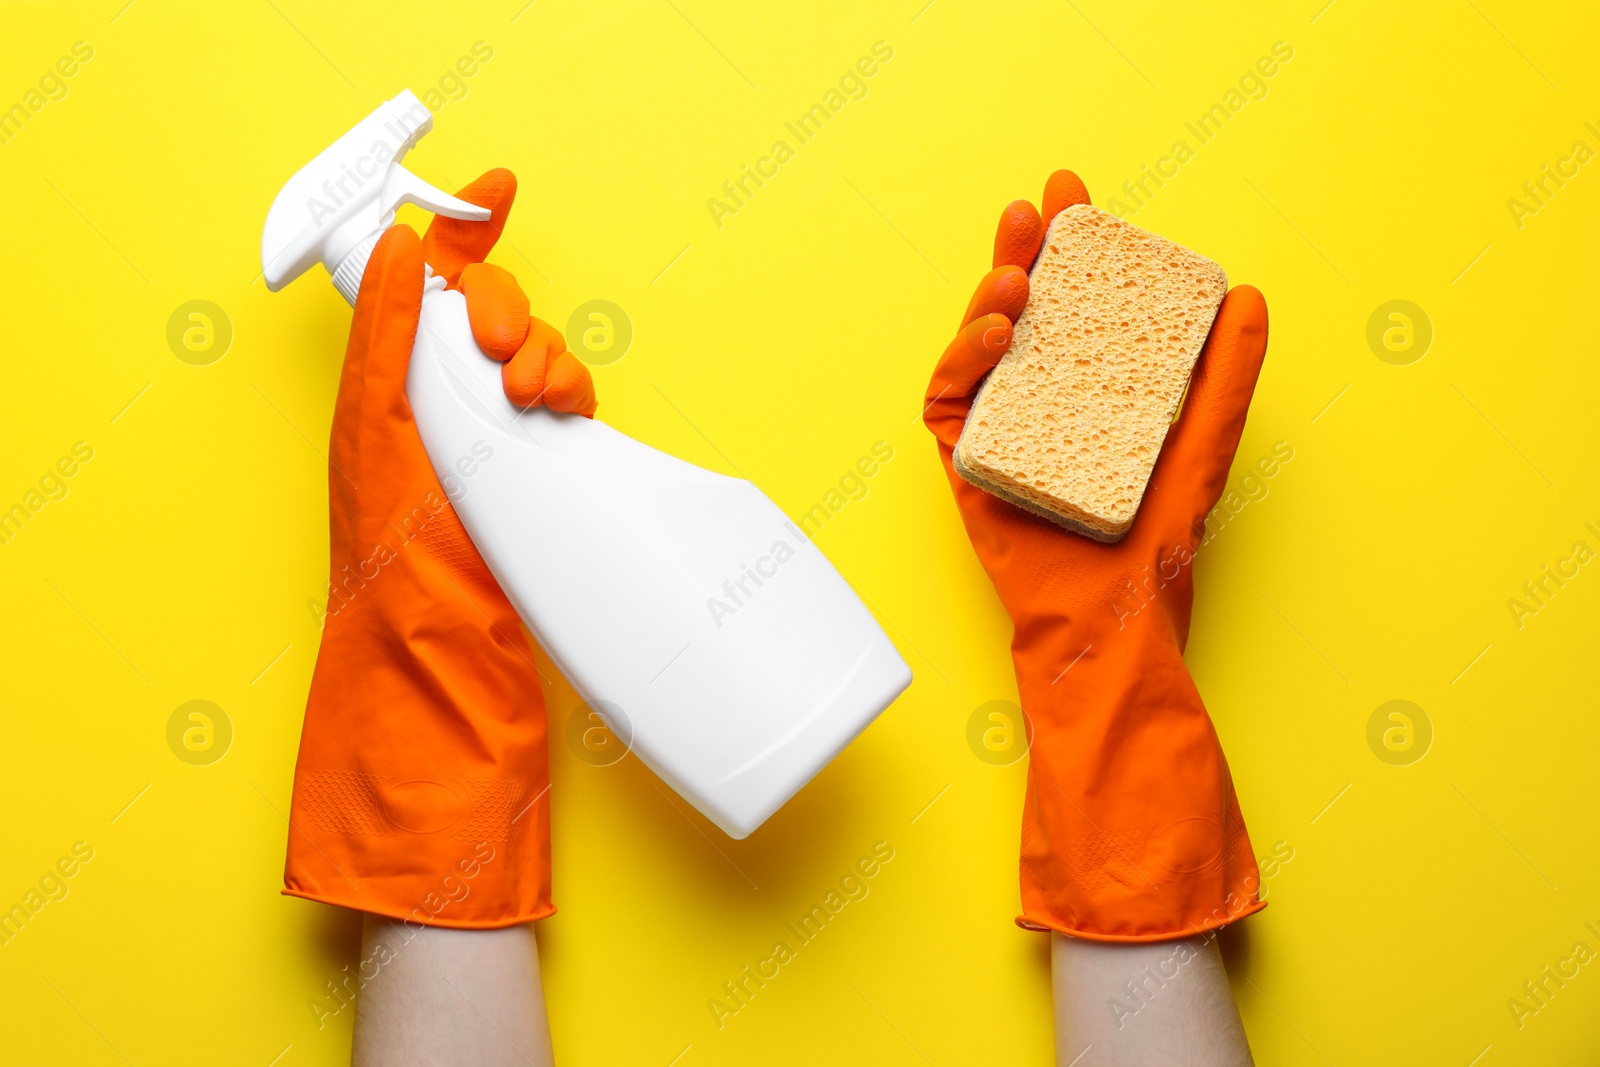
2 0 1597 1063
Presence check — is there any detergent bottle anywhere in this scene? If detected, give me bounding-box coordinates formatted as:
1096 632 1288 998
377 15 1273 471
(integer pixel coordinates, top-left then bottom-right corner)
262 91 911 838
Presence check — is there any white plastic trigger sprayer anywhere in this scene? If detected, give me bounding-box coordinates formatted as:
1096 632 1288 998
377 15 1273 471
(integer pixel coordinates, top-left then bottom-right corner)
262 91 911 838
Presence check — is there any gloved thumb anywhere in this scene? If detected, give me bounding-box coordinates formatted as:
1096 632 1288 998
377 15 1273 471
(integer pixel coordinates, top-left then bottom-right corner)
331 224 426 502
1157 285 1270 533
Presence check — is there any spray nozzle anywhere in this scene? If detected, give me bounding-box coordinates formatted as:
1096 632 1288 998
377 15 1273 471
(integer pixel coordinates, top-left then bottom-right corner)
261 90 490 304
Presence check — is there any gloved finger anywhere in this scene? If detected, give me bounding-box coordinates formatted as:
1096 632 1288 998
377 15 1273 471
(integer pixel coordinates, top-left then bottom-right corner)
993 200 1044 270
1041 169 1091 226
922 314 1014 446
333 224 426 488
961 265 1030 330
501 318 566 407
1156 285 1270 528
422 168 517 289
460 262 531 361
544 351 598 417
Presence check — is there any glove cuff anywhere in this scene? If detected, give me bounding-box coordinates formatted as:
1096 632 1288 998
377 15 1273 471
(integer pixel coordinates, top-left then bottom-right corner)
1009 612 1262 941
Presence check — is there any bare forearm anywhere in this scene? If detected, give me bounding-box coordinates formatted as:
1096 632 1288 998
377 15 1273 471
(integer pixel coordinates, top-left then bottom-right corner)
1052 932 1252 1067
351 916 554 1067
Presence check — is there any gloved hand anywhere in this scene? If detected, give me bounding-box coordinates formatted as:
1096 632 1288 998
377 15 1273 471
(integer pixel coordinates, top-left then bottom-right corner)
284 169 595 928
925 170 1270 941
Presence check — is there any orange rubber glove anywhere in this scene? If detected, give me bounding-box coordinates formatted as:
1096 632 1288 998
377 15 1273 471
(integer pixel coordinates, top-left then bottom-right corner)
925 170 1270 942
283 170 595 928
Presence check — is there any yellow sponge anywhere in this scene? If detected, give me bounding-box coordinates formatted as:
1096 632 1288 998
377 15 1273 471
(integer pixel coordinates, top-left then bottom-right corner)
954 204 1228 542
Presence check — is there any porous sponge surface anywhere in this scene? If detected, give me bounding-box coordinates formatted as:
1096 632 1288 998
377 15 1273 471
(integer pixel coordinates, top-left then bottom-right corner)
956 204 1227 538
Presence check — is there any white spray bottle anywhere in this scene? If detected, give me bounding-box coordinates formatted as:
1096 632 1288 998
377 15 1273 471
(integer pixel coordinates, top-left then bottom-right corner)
262 91 911 838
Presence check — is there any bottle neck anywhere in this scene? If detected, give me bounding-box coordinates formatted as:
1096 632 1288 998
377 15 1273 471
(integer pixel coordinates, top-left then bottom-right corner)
330 232 446 306
330 232 380 306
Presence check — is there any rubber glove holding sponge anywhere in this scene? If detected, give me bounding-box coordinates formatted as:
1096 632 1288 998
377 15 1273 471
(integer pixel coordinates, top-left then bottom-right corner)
924 170 1271 941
